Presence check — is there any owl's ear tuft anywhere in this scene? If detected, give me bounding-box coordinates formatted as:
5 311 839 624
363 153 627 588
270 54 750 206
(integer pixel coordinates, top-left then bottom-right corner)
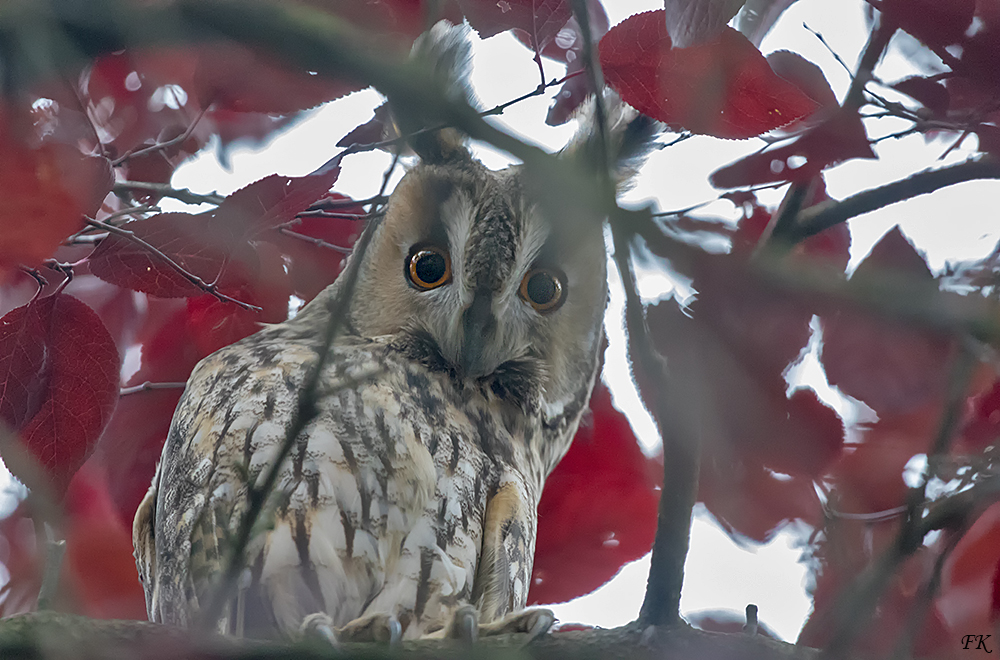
563 92 662 192
401 21 477 165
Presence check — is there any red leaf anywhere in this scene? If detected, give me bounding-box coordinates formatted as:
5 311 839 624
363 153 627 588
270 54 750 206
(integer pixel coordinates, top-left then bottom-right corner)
766 50 838 110
710 108 875 187
88 212 257 299
221 165 341 234
893 76 951 117
876 0 976 49
528 382 660 604
664 0 745 49
460 0 573 49
266 194 364 302
939 503 1000 637
960 379 1000 451
0 113 113 274
821 228 957 414
511 0 609 62
599 12 818 139
95 304 200 527
60 467 147 619
0 294 120 496
190 43 363 114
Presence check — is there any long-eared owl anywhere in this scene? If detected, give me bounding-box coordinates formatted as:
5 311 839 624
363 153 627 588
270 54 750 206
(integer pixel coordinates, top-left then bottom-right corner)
133 22 657 641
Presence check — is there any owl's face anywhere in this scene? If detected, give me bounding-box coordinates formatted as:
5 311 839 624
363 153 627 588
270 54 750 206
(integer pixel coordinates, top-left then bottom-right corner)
349 155 608 409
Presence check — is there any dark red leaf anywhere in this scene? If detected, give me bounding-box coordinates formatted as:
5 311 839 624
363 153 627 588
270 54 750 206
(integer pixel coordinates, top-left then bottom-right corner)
337 104 393 148
821 227 957 414
95 303 200 527
190 42 363 114
266 194 364 302
60 466 148 619
941 503 1000 633
0 294 119 496
0 111 112 274
875 0 976 48
893 76 951 117
221 165 341 234
766 50 838 110
546 62 595 125
599 12 818 139
460 0 573 49
960 379 1000 451
710 109 875 187
88 212 257 299
528 382 660 604
511 0 610 62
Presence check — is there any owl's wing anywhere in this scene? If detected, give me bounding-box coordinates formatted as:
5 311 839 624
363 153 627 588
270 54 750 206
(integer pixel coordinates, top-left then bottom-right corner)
471 477 536 623
133 476 159 620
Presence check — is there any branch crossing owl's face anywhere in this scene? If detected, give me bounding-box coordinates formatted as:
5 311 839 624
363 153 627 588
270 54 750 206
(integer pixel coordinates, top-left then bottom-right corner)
349 154 608 410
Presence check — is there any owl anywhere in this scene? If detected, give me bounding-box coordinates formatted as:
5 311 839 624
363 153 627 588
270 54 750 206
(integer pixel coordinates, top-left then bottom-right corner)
133 23 656 643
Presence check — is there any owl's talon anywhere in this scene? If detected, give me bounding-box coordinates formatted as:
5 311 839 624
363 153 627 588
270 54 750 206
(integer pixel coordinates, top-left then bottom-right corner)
300 612 340 647
520 609 555 646
447 604 479 645
386 616 403 646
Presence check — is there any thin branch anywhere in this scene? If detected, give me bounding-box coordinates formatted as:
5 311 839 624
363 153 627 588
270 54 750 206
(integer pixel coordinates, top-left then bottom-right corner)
112 103 211 166
842 15 894 110
119 381 187 396
790 157 1000 240
113 181 226 206
612 216 699 628
480 70 585 118
85 218 260 311
198 210 380 630
804 23 853 78
276 227 353 254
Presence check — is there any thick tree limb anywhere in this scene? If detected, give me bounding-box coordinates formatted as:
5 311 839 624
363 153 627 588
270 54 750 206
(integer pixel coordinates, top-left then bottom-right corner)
0 613 823 660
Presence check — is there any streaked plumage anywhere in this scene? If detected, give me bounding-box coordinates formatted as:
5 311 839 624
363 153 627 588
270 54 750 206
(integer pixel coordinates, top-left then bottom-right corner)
133 22 656 641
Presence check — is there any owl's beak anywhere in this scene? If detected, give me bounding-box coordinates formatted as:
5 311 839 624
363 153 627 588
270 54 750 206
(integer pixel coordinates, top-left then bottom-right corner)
460 287 496 377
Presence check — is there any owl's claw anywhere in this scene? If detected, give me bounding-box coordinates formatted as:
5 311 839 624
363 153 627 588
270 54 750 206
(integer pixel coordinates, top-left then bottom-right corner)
300 612 339 647
452 604 479 645
480 607 555 646
303 612 402 646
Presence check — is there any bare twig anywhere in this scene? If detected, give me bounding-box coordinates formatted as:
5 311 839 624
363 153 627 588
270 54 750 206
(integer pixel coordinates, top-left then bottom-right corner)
119 381 187 396
112 104 211 167
276 227 353 254
85 218 260 311
113 181 226 206
481 70 585 118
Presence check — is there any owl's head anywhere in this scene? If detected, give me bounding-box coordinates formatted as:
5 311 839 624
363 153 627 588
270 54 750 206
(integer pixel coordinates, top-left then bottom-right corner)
346 111 656 414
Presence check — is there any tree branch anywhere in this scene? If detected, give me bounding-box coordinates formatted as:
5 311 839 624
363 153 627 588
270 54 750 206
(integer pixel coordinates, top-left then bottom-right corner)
788 157 1000 241
611 214 700 628
0 613 824 660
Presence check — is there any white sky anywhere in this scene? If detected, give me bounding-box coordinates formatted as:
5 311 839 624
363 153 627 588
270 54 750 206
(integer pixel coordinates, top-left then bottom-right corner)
2 0 997 644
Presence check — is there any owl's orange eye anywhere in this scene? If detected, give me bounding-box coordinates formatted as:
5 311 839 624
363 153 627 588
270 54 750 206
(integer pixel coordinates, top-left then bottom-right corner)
407 246 452 290
519 268 565 312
